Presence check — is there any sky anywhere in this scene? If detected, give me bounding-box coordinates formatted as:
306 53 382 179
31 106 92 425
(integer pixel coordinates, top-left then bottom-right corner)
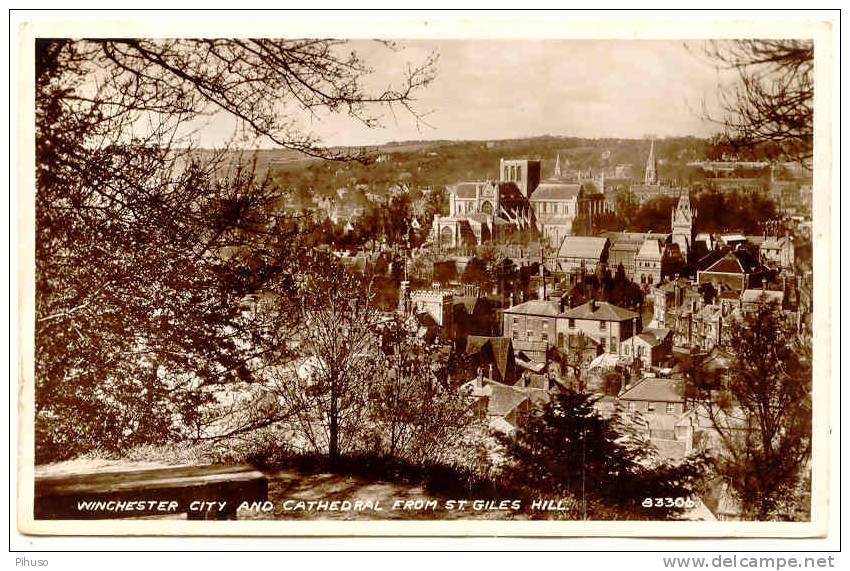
196 39 730 148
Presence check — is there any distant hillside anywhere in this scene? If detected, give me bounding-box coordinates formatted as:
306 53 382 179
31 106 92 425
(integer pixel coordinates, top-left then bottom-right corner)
188 135 711 200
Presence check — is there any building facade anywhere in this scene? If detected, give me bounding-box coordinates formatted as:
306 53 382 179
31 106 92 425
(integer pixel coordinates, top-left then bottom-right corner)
557 300 640 356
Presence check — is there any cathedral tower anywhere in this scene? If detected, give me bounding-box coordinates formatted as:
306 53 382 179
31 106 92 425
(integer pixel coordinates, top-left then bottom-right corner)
671 192 695 258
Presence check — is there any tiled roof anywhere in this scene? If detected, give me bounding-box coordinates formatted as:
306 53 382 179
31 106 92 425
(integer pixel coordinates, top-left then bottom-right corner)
556 236 608 260
465 335 514 383
530 183 581 201
636 332 663 347
504 299 561 317
619 376 684 403
637 238 664 260
702 251 754 275
560 300 638 322
487 383 528 416
450 182 483 199
610 241 641 253
603 231 669 246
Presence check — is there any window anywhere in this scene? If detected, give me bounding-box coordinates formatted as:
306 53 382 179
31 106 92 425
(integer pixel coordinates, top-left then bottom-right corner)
513 317 519 326
600 338 606 351
512 331 519 340
599 321 607 331
647 402 656 412
541 333 549 342
627 401 635 412
666 402 675 414
568 318 575 328
527 331 534 338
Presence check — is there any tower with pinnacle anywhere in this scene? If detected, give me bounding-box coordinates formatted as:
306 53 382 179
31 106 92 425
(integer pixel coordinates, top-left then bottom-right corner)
671 192 695 258
554 153 562 178
644 139 658 185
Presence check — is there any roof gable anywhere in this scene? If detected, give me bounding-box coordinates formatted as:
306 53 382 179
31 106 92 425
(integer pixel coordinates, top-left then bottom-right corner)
530 183 581 201
703 252 745 274
504 299 561 317
619 377 683 403
560 300 639 321
557 236 608 259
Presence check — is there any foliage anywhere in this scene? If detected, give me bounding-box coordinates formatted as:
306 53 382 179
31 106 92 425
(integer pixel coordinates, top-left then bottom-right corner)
697 40 813 166
682 299 812 519
367 316 476 463
496 390 708 519
35 38 434 463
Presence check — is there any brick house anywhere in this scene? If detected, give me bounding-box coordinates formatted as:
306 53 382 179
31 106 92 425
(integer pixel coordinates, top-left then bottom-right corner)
556 300 640 356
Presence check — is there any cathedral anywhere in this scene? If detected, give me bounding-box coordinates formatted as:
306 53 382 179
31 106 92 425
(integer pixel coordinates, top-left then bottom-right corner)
431 156 607 249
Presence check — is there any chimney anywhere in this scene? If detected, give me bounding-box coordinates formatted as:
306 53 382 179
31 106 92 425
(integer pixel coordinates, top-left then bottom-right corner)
590 299 597 312
509 292 514 307
488 363 494 382
475 367 483 390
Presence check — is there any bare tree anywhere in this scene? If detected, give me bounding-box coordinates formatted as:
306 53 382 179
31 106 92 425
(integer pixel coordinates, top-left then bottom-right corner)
696 39 813 166
368 316 473 464
682 300 812 520
35 38 436 462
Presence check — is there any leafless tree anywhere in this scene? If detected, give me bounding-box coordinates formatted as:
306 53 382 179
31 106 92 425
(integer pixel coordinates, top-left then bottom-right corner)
695 39 813 166
35 38 436 462
682 300 812 520
368 316 474 464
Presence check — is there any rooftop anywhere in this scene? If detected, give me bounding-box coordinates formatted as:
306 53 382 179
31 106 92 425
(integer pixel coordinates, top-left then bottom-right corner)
637 238 665 260
618 376 684 403
556 236 608 260
560 300 639 322
530 183 581 201
504 299 561 317
701 250 757 275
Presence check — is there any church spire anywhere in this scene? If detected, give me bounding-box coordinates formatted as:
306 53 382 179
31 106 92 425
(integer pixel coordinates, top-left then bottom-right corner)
554 153 562 178
645 139 658 185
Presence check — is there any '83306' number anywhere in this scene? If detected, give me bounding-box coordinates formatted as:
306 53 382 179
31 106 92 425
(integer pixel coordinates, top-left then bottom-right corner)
642 497 696 509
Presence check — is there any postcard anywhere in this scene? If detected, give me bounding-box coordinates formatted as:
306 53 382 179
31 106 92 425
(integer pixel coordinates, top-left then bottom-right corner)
14 12 835 538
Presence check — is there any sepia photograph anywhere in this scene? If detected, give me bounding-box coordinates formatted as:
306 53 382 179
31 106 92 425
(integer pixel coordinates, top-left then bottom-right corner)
14 12 835 540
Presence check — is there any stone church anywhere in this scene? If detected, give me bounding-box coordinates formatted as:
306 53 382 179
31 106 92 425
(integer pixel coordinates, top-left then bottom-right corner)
432 156 607 249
